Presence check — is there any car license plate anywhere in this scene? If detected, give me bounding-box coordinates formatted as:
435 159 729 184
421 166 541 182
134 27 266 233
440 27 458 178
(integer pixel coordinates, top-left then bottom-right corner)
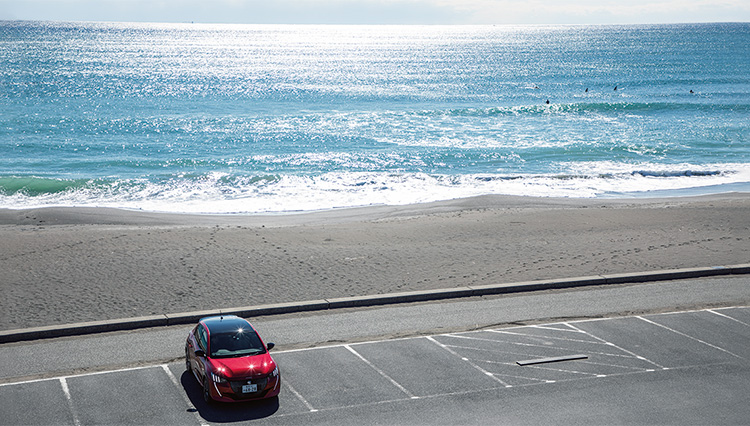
242 384 257 393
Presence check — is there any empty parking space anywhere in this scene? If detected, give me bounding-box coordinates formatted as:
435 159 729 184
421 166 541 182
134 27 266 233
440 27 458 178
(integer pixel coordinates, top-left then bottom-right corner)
277 345 409 410
641 310 750 361
348 337 504 397
715 306 750 325
1 306 748 425
572 314 742 369
66 367 199 425
431 327 657 386
1 379 75 426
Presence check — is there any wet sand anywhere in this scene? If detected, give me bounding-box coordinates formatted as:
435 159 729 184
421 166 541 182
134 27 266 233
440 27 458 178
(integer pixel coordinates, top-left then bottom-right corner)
1 193 749 330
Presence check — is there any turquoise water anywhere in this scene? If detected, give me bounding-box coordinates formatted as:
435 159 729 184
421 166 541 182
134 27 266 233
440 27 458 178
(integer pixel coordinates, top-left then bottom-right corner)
1 21 749 213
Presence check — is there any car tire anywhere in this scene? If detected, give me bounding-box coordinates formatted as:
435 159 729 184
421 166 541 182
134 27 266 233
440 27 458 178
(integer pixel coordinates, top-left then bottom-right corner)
203 377 212 404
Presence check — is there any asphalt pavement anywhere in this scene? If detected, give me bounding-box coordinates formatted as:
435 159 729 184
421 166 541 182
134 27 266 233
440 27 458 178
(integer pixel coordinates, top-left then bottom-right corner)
2 304 749 425
1 275 749 425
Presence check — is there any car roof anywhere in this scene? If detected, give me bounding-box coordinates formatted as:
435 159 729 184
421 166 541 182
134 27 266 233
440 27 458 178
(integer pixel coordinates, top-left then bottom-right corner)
200 315 253 334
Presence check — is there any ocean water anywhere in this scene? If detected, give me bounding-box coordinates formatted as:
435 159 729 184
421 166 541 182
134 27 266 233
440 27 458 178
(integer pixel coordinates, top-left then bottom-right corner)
1 21 749 213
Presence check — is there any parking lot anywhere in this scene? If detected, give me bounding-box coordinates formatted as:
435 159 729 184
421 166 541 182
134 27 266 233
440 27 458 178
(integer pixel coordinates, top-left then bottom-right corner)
2 306 749 425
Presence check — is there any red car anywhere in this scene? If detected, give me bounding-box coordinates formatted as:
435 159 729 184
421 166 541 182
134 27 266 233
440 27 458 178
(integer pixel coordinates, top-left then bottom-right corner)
185 315 280 403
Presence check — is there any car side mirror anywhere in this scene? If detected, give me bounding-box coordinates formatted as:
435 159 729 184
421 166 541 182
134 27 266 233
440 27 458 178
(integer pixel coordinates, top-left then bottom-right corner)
266 342 275 350
194 349 206 358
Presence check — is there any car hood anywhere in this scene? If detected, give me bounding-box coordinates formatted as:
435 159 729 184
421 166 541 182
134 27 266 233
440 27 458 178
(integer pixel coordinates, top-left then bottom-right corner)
210 352 276 379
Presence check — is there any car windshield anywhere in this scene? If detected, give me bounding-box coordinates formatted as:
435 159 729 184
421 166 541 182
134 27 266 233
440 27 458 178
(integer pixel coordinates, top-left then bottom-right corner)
209 329 266 358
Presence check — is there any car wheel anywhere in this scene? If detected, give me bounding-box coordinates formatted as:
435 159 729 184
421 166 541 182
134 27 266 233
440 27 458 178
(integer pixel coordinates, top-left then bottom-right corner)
203 377 212 403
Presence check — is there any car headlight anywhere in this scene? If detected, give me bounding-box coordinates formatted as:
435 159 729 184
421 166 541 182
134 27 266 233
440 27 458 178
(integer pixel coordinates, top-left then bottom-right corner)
270 366 279 378
211 372 228 383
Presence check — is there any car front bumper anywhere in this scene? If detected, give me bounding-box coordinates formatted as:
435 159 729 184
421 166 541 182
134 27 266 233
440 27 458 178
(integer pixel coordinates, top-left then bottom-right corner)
208 374 281 402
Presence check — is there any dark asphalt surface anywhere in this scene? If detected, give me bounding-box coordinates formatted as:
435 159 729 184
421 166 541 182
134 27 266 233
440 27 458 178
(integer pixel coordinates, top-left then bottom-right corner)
1 276 749 425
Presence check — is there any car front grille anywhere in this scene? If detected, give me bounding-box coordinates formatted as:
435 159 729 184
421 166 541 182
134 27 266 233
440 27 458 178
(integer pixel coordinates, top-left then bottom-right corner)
228 377 269 399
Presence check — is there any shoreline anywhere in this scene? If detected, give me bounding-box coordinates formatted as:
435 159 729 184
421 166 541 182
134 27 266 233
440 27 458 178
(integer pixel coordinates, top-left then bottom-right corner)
1 193 749 331
2 191 749 227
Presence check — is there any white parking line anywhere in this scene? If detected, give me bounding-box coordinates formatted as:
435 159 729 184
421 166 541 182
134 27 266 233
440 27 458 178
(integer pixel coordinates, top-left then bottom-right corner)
563 322 666 370
471 364 556 383
707 309 750 327
520 363 602 378
437 340 553 360
426 336 512 388
283 379 318 412
637 316 745 360
344 345 418 399
446 333 636 360
489 329 612 346
531 324 585 333
0 364 159 388
576 359 653 371
274 335 420 355
161 365 208 426
59 378 81 426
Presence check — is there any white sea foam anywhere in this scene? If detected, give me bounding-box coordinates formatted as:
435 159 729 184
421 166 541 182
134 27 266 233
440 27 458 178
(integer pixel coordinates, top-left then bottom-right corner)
3 163 749 214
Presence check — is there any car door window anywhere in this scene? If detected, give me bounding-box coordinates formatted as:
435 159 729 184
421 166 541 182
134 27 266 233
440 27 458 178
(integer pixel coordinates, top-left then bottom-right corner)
197 325 208 352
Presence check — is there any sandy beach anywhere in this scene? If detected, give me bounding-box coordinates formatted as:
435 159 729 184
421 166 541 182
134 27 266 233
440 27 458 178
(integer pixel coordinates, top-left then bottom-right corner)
1 193 749 331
